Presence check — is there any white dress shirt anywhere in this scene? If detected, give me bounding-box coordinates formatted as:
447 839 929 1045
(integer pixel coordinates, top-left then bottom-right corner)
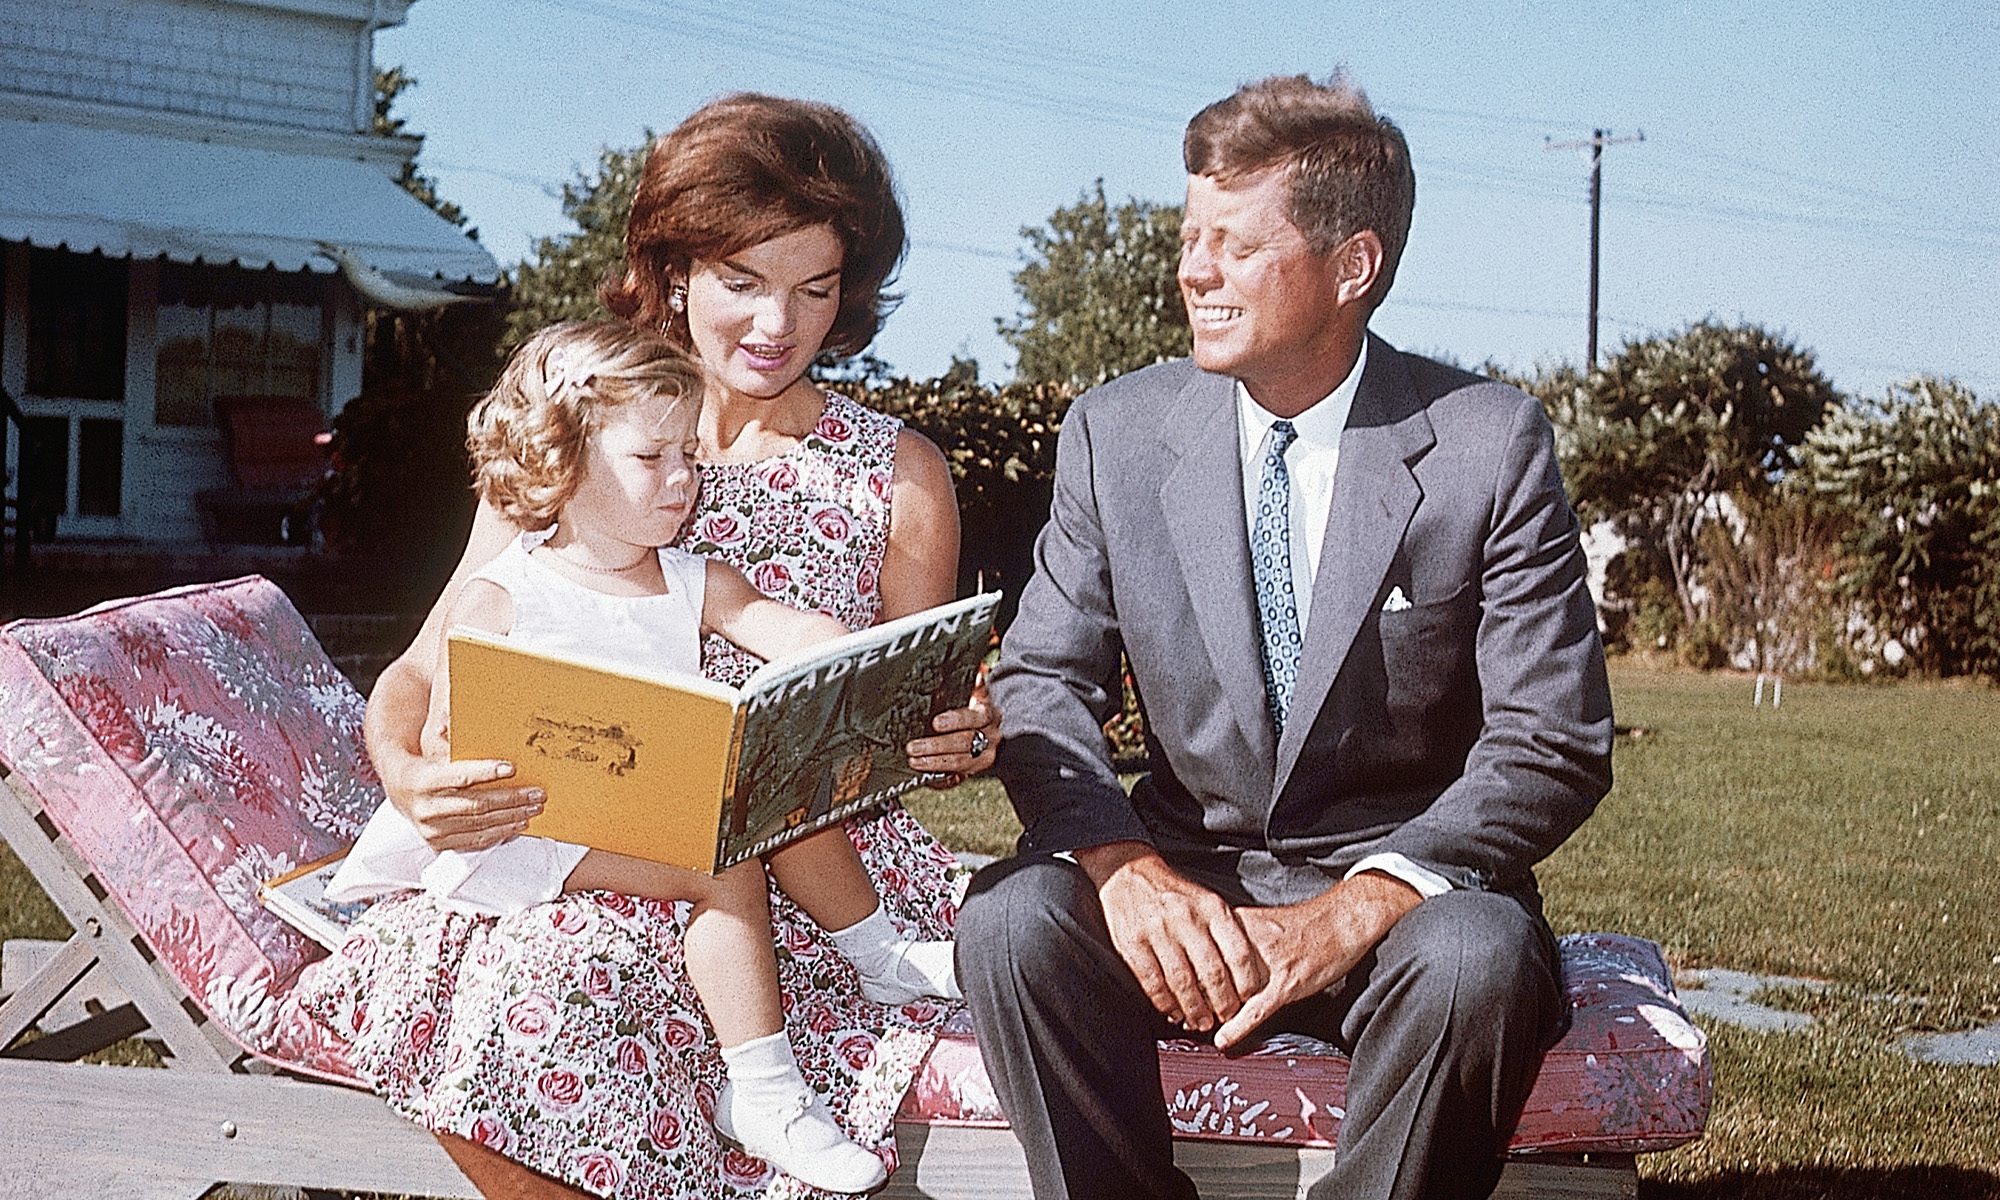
1233 342 1454 901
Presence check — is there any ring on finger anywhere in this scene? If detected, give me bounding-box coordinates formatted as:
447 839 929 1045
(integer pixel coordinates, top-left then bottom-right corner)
968 730 990 758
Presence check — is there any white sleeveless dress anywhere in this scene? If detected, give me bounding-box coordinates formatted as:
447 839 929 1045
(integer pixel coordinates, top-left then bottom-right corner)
329 534 709 916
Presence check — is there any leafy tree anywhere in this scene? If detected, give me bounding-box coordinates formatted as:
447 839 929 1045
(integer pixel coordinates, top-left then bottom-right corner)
1799 377 2000 678
1554 322 1839 640
373 67 469 231
507 142 649 347
999 182 1189 387
317 301 503 580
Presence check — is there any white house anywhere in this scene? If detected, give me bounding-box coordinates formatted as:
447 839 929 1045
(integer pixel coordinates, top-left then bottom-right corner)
0 0 496 545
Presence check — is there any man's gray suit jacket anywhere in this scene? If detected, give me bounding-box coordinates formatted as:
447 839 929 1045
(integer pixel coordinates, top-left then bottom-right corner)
990 335 1615 911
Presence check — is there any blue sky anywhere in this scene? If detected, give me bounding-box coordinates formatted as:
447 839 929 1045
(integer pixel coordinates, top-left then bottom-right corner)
378 0 1998 399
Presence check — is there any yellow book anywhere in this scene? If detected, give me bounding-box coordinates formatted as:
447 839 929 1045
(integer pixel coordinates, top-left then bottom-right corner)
449 592 999 874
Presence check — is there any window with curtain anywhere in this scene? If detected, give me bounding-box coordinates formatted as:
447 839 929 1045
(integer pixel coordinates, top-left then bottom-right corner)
155 264 325 427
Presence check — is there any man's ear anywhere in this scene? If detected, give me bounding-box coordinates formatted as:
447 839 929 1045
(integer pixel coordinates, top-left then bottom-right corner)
1331 230 1386 309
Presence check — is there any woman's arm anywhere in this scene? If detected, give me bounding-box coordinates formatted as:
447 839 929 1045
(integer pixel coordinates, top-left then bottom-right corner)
881 428 998 777
363 501 546 851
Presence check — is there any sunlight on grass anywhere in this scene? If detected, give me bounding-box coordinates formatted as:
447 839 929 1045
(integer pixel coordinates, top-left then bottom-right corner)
904 776 1021 861
1542 664 2000 1193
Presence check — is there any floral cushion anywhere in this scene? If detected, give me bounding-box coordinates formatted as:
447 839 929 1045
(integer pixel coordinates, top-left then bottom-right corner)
899 932 1711 1155
0 577 1709 1154
0 575 372 1081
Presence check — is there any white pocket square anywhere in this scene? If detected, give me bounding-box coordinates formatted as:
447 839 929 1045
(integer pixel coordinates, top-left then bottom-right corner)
1382 586 1412 613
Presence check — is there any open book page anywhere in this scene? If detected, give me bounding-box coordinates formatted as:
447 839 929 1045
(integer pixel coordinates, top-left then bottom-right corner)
721 591 1001 866
259 849 368 952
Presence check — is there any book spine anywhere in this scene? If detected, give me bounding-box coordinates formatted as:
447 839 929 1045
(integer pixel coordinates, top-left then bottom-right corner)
714 705 751 873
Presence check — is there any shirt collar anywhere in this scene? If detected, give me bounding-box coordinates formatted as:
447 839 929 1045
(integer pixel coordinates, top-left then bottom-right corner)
1235 338 1369 450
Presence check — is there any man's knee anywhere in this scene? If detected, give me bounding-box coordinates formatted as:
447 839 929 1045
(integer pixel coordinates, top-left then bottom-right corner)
957 854 1106 981
1373 889 1558 1023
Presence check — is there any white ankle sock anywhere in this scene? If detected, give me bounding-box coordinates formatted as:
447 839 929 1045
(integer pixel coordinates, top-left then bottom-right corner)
825 902 962 1004
719 1030 803 1095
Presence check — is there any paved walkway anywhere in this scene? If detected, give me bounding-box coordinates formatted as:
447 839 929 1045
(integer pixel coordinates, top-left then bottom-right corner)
1675 966 2000 1066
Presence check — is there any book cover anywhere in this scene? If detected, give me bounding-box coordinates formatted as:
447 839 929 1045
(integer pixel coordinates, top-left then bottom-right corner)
449 591 999 874
259 850 370 952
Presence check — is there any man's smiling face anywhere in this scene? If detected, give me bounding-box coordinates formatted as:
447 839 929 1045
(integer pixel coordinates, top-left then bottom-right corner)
1177 167 1351 406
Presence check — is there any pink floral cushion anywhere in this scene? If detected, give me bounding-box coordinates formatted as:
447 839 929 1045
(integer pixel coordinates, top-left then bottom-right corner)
899 932 1710 1155
0 578 1709 1155
0 575 371 1081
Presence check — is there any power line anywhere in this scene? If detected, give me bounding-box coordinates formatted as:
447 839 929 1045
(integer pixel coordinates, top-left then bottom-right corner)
547 0 1189 134
1391 295 1646 328
912 238 1016 261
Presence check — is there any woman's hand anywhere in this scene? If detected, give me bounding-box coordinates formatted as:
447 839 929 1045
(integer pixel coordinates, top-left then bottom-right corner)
907 672 1000 785
367 651 543 853
388 755 545 853
877 427 998 786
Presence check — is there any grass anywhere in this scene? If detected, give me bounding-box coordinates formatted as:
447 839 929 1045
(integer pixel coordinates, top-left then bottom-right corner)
5 662 1998 1195
903 776 1021 860
1543 664 2000 1196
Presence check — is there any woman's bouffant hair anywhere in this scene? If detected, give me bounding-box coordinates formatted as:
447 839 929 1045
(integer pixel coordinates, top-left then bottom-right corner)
600 93 907 363
466 321 703 528
1184 72 1416 308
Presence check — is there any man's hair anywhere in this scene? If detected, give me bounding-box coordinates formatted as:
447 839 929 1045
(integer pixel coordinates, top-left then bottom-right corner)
1184 72 1416 306
467 321 702 528
601 93 907 362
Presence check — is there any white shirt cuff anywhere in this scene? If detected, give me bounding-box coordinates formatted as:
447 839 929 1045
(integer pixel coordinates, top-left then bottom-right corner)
1345 853 1455 899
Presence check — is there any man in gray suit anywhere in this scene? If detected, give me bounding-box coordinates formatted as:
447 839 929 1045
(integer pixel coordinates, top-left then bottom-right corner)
958 74 1614 1200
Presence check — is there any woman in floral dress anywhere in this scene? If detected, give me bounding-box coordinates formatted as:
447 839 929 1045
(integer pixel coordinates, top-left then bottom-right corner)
297 94 999 1200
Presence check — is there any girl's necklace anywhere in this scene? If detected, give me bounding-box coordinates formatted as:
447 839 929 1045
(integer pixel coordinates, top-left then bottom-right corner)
541 546 655 576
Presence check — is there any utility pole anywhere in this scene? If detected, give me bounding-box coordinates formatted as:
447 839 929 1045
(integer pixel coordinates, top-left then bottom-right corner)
1546 129 1643 367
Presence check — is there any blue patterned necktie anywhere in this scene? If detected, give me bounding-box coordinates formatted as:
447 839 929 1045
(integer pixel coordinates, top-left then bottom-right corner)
1252 420 1301 736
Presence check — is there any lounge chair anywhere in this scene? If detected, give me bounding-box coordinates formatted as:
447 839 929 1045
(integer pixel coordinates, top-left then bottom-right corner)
0 576 1708 1198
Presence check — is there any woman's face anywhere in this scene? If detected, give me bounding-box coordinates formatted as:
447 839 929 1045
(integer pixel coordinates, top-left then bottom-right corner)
684 224 844 401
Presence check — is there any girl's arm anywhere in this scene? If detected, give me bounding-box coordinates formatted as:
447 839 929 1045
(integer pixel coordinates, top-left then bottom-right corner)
423 576 517 749
702 560 850 660
364 501 544 850
880 428 998 777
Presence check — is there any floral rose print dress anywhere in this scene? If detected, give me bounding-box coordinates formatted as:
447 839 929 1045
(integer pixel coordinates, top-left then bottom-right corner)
295 392 967 1198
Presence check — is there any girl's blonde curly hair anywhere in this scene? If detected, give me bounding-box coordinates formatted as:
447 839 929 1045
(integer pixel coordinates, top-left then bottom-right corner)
467 321 704 528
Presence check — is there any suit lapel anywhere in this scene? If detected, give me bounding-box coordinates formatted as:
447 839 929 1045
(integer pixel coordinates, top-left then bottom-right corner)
1159 370 1276 765
1275 338 1435 791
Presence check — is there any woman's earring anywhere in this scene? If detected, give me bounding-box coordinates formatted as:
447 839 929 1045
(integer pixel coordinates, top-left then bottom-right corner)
669 286 687 314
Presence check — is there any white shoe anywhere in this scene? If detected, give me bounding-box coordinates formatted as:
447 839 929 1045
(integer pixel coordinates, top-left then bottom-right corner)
714 1081 888 1194
855 937 962 1006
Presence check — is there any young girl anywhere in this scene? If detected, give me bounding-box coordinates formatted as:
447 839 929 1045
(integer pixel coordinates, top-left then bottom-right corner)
330 321 958 1194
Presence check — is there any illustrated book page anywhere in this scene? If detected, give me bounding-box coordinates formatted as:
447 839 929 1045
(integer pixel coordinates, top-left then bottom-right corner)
259 849 368 952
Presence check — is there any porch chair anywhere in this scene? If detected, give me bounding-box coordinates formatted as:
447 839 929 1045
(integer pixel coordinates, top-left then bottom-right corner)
0 576 1709 1199
193 396 331 546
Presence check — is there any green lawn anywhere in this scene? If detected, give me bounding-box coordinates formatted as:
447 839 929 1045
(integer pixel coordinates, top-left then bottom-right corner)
1547 664 2000 1196
5 663 1998 1196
